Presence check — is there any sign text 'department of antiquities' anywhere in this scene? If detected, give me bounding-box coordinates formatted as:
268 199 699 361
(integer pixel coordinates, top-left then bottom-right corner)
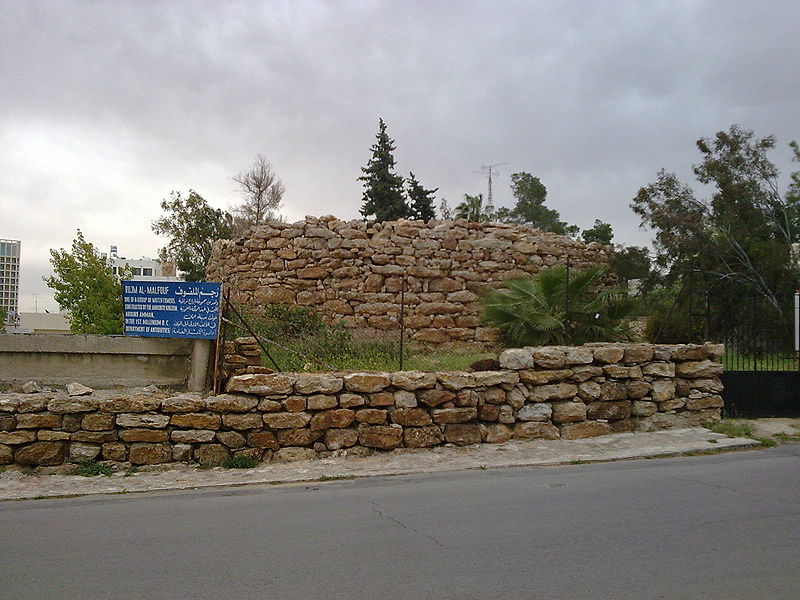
122 281 221 339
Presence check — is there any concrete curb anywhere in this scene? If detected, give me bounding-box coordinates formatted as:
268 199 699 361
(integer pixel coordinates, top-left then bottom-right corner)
0 428 762 501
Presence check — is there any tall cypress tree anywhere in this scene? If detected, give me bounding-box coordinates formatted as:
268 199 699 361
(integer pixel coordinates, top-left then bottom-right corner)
359 118 409 221
406 172 437 221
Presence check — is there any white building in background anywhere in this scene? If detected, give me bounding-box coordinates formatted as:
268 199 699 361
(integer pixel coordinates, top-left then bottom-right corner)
0 239 21 326
105 245 180 282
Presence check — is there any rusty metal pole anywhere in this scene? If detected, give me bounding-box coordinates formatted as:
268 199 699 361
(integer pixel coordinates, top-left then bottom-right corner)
399 272 406 371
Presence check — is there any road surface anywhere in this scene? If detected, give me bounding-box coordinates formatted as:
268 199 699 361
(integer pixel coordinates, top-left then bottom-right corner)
1 445 798 599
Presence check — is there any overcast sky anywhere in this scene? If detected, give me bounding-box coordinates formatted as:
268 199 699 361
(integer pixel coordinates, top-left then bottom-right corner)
2 0 800 313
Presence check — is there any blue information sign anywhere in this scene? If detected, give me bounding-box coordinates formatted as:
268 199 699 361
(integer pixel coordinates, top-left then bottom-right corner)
122 281 221 339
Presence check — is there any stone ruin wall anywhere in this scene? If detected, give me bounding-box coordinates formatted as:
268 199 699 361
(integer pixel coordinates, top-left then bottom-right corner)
205 216 612 347
0 343 724 468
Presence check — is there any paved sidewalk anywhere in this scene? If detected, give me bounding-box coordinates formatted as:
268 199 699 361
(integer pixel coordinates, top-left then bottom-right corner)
0 427 761 501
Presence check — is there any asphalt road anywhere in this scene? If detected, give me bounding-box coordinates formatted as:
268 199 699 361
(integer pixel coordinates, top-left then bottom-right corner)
1 446 798 600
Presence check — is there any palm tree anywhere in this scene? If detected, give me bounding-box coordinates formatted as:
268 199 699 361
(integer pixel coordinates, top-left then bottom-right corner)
481 265 638 346
455 193 493 222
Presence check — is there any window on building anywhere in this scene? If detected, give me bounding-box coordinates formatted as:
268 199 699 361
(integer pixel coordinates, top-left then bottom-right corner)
143 268 153 276
132 267 142 276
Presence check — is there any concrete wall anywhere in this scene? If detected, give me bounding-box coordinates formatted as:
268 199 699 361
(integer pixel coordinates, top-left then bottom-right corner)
0 334 193 388
0 343 725 467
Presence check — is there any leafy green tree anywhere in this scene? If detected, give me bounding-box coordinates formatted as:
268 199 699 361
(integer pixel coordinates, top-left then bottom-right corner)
44 230 129 334
496 172 578 236
481 265 637 346
455 193 493 222
359 118 409 221
152 190 234 282
406 172 437 221
0 305 7 328
609 245 652 282
439 198 453 220
632 125 800 340
581 219 614 245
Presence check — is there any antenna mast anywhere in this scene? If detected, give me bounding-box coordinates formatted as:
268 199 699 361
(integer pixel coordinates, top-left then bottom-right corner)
478 162 508 214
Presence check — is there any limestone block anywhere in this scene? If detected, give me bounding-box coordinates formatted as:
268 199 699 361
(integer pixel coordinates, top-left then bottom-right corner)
206 394 259 413
642 362 675 378
529 383 578 402
570 365 604 382
324 428 359 450
263 412 312 429
432 407 478 424
444 424 482 446
391 371 437 391
98 395 161 413
0 444 13 464
339 394 367 408
478 404 500 421
71 431 117 443
685 395 724 410
0 396 21 413
15 441 65 466
116 413 170 429
480 388 506 405
586 401 631 421
600 382 628 401
436 372 477 390
393 390 417 408
404 426 444 448
66 383 94 396
67 442 101 463
625 381 652 400
622 345 654 364
512 422 560 440
472 371 520 386
171 430 217 444
129 443 173 465
17 396 51 413
161 394 207 413
505 388 526 409
519 369 574 385
276 428 322 447
651 380 676 402
15 413 61 429
358 424 403 449
368 392 395 407
658 398 685 411
390 408 432 426
194 444 230 466
675 360 723 378
670 345 709 360
0 414 14 432
226 374 295 395
170 413 221 430
592 346 624 364
483 423 512 443
38 430 70 441
631 400 657 417
418 389 456 407
247 430 280 450
81 413 116 431
690 379 724 394
578 381 602 401
307 395 338 410
47 396 98 414
550 401 588 424
343 373 391 393
355 408 388 424
532 348 567 369
564 347 594 365
310 409 356 430
603 365 643 379
102 442 128 462
292 374 343 395
498 405 515 424
498 349 534 370
560 421 613 439
119 429 169 442
222 413 266 430
516 403 553 422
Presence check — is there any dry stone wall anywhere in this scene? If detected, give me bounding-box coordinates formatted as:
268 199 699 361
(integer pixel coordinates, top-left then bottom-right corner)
0 343 724 468
206 217 611 347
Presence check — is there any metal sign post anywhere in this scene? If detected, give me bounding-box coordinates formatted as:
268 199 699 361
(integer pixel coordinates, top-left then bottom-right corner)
795 291 799 371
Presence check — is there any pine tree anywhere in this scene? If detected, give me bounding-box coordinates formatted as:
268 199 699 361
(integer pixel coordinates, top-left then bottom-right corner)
406 172 437 221
359 118 409 221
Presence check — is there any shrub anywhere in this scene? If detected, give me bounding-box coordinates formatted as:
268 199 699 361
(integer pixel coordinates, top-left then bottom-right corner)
74 459 113 477
222 455 259 469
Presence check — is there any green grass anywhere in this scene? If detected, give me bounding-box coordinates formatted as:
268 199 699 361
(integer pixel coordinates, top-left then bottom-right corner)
774 432 800 443
317 474 355 481
221 455 259 469
74 459 113 477
703 420 754 438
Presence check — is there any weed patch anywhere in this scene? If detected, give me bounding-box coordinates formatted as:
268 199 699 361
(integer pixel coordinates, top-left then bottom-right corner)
221 455 259 469
704 420 754 439
74 460 113 477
